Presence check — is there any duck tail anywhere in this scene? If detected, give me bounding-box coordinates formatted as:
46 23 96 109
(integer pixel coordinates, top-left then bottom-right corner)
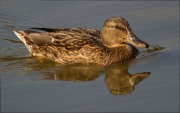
13 30 27 44
13 30 37 45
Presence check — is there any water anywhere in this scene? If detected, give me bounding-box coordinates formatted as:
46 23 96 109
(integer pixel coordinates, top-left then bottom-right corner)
0 1 179 112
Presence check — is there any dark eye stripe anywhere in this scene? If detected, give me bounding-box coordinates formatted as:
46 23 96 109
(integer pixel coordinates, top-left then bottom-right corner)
107 25 126 31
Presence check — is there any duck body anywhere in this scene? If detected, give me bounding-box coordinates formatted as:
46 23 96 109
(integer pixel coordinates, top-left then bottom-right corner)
13 17 149 65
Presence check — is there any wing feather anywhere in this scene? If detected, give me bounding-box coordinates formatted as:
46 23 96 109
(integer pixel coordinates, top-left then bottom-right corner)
30 28 101 38
25 28 101 51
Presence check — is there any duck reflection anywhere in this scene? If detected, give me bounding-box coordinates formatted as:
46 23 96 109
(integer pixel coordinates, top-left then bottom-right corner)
42 60 150 95
104 62 150 95
43 64 103 82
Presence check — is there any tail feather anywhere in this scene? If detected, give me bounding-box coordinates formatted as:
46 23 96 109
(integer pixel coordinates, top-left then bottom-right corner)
13 30 53 46
13 30 26 43
13 30 36 45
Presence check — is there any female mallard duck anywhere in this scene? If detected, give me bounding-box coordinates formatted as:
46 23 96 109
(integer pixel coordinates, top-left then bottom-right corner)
13 17 149 65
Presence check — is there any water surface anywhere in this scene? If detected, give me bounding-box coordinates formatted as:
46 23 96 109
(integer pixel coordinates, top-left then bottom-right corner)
0 1 179 112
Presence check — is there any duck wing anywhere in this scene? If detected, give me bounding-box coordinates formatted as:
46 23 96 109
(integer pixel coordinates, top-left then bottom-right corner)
30 28 65 32
14 29 102 51
49 32 101 51
30 28 101 38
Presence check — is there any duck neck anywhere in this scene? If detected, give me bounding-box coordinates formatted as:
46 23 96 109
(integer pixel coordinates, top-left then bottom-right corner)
104 44 139 64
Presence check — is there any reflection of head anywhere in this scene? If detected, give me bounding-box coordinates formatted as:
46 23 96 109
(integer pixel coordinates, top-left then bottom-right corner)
105 71 150 95
105 72 134 95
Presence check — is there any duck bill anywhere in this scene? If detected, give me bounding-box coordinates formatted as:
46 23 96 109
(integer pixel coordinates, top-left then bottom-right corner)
127 33 149 48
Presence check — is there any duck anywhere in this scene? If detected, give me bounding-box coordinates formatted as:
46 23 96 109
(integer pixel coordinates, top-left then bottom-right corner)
13 17 149 65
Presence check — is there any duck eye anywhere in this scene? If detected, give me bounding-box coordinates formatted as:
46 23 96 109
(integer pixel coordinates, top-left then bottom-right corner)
115 25 118 28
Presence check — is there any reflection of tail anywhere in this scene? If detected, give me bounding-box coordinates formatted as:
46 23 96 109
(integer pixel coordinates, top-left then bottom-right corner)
105 72 150 95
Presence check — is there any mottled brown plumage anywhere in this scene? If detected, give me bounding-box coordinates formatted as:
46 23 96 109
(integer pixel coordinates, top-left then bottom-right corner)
13 17 149 65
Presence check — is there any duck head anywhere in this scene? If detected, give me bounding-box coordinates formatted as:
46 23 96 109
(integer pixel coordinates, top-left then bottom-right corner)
101 17 149 48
